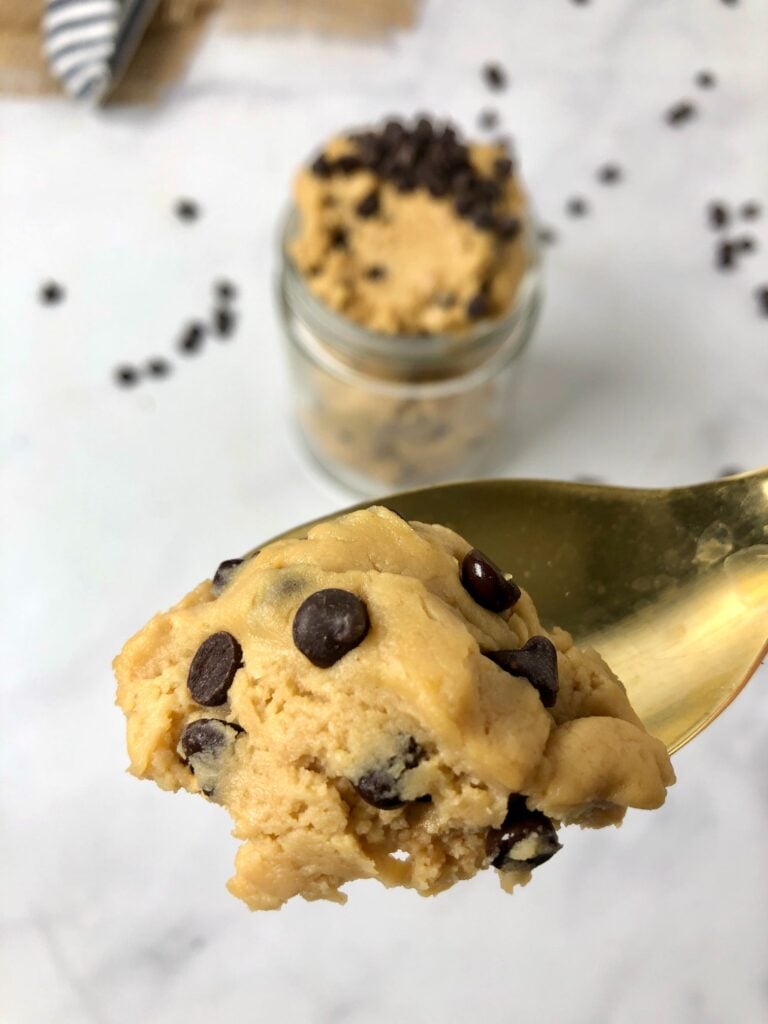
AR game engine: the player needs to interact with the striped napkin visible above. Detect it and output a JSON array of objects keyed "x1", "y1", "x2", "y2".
[{"x1": 42, "y1": 0, "x2": 159, "y2": 103}]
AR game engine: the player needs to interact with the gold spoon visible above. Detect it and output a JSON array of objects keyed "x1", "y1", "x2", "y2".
[{"x1": 266, "y1": 467, "x2": 768, "y2": 754}]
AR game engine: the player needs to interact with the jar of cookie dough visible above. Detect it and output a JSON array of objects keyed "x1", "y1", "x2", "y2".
[{"x1": 277, "y1": 117, "x2": 543, "y2": 495}]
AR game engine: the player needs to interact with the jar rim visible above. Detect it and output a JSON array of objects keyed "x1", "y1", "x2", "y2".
[{"x1": 278, "y1": 203, "x2": 543, "y2": 373}]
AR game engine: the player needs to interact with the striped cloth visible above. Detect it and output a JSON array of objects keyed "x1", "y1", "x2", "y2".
[
  {"x1": 42, "y1": 0, "x2": 121, "y2": 102},
  {"x1": 42, "y1": 0, "x2": 159, "y2": 104}
]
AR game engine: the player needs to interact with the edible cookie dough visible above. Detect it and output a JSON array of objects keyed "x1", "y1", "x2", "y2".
[
  {"x1": 290, "y1": 117, "x2": 528, "y2": 334},
  {"x1": 114, "y1": 508, "x2": 674, "y2": 911}
]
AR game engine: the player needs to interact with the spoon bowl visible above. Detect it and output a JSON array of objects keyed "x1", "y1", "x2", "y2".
[{"x1": 266, "y1": 468, "x2": 768, "y2": 753}]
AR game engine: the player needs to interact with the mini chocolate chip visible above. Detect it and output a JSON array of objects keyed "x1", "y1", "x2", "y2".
[
  {"x1": 665, "y1": 101, "x2": 696, "y2": 126},
  {"x1": 478, "y1": 108, "x2": 499, "y2": 131},
  {"x1": 538, "y1": 226, "x2": 558, "y2": 245},
  {"x1": 180, "y1": 718, "x2": 241, "y2": 760},
  {"x1": 432, "y1": 291, "x2": 456, "y2": 309},
  {"x1": 695, "y1": 70, "x2": 716, "y2": 89},
  {"x1": 213, "y1": 308, "x2": 236, "y2": 338},
  {"x1": 39, "y1": 281, "x2": 64, "y2": 305},
  {"x1": 311, "y1": 154, "x2": 333, "y2": 178},
  {"x1": 114, "y1": 365, "x2": 139, "y2": 387},
  {"x1": 293, "y1": 589, "x2": 370, "y2": 668},
  {"x1": 485, "y1": 636, "x2": 559, "y2": 708},
  {"x1": 215, "y1": 280, "x2": 237, "y2": 301},
  {"x1": 716, "y1": 240, "x2": 736, "y2": 270},
  {"x1": 329, "y1": 226, "x2": 348, "y2": 249},
  {"x1": 175, "y1": 198, "x2": 200, "y2": 221},
  {"x1": 755, "y1": 285, "x2": 768, "y2": 316},
  {"x1": 461, "y1": 548, "x2": 521, "y2": 612},
  {"x1": 187, "y1": 631, "x2": 243, "y2": 706},
  {"x1": 708, "y1": 202, "x2": 729, "y2": 230},
  {"x1": 146, "y1": 357, "x2": 171, "y2": 378},
  {"x1": 496, "y1": 215, "x2": 521, "y2": 241},
  {"x1": 179, "y1": 718, "x2": 242, "y2": 796},
  {"x1": 354, "y1": 737, "x2": 426, "y2": 809},
  {"x1": 566, "y1": 197, "x2": 588, "y2": 217},
  {"x1": 467, "y1": 293, "x2": 490, "y2": 320},
  {"x1": 356, "y1": 190, "x2": 380, "y2": 218},
  {"x1": 178, "y1": 321, "x2": 206, "y2": 354},
  {"x1": 212, "y1": 557, "x2": 243, "y2": 594},
  {"x1": 454, "y1": 194, "x2": 476, "y2": 217},
  {"x1": 597, "y1": 163, "x2": 622, "y2": 184},
  {"x1": 365, "y1": 265, "x2": 387, "y2": 281},
  {"x1": 336, "y1": 154, "x2": 363, "y2": 174},
  {"x1": 740, "y1": 201, "x2": 761, "y2": 220},
  {"x1": 494, "y1": 156, "x2": 513, "y2": 180},
  {"x1": 488, "y1": 796, "x2": 561, "y2": 870},
  {"x1": 733, "y1": 235, "x2": 757, "y2": 254},
  {"x1": 471, "y1": 207, "x2": 496, "y2": 231},
  {"x1": 482, "y1": 63, "x2": 507, "y2": 91}
]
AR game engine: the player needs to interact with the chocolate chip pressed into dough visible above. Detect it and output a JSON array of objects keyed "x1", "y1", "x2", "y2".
[{"x1": 115, "y1": 507, "x2": 675, "y2": 910}]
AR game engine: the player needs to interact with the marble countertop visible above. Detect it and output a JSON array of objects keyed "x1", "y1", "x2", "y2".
[{"x1": 2, "y1": 2, "x2": 767, "y2": 1022}]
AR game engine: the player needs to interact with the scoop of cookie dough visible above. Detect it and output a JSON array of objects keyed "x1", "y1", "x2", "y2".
[
  {"x1": 289, "y1": 117, "x2": 529, "y2": 334},
  {"x1": 114, "y1": 507, "x2": 674, "y2": 911}
]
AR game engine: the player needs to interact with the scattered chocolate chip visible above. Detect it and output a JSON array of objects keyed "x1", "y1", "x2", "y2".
[
  {"x1": 566, "y1": 196, "x2": 588, "y2": 217},
  {"x1": 39, "y1": 281, "x2": 64, "y2": 305},
  {"x1": 487, "y1": 795, "x2": 561, "y2": 871},
  {"x1": 329, "y1": 226, "x2": 348, "y2": 250},
  {"x1": 354, "y1": 737, "x2": 426, "y2": 810},
  {"x1": 597, "y1": 163, "x2": 622, "y2": 184},
  {"x1": 695, "y1": 70, "x2": 716, "y2": 89},
  {"x1": 175, "y1": 198, "x2": 200, "y2": 221},
  {"x1": 461, "y1": 548, "x2": 521, "y2": 612},
  {"x1": 496, "y1": 215, "x2": 521, "y2": 241},
  {"x1": 365, "y1": 265, "x2": 387, "y2": 281},
  {"x1": 538, "y1": 226, "x2": 558, "y2": 245},
  {"x1": 716, "y1": 239, "x2": 736, "y2": 270},
  {"x1": 212, "y1": 557, "x2": 244, "y2": 595},
  {"x1": 485, "y1": 636, "x2": 559, "y2": 708},
  {"x1": 213, "y1": 308, "x2": 236, "y2": 338},
  {"x1": 708, "y1": 201, "x2": 729, "y2": 230},
  {"x1": 114, "y1": 365, "x2": 139, "y2": 388},
  {"x1": 665, "y1": 101, "x2": 697, "y2": 126},
  {"x1": 215, "y1": 280, "x2": 237, "y2": 302},
  {"x1": 756, "y1": 285, "x2": 768, "y2": 316},
  {"x1": 482, "y1": 63, "x2": 507, "y2": 91},
  {"x1": 146, "y1": 357, "x2": 171, "y2": 378},
  {"x1": 311, "y1": 154, "x2": 333, "y2": 178},
  {"x1": 733, "y1": 235, "x2": 757, "y2": 254},
  {"x1": 178, "y1": 321, "x2": 206, "y2": 355},
  {"x1": 467, "y1": 293, "x2": 490, "y2": 320},
  {"x1": 740, "y1": 201, "x2": 761, "y2": 220},
  {"x1": 187, "y1": 631, "x2": 243, "y2": 706},
  {"x1": 178, "y1": 718, "x2": 242, "y2": 796},
  {"x1": 356, "y1": 190, "x2": 380, "y2": 218},
  {"x1": 293, "y1": 589, "x2": 370, "y2": 668},
  {"x1": 478, "y1": 108, "x2": 499, "y2": 131}
]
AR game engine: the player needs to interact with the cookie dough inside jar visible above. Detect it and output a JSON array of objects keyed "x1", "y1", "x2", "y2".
[{"x1": 277, "y1": 117, "x2": 543, "y2": 495}]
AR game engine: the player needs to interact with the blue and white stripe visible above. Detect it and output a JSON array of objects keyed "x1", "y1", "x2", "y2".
[{"x1": 42, "y1": 0, "x2": 121, "y2": 102}]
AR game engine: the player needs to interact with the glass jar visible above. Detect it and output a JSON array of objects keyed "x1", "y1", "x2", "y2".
[{"x1": 277, "y1": 207, "x2": 543, "y2": 495}]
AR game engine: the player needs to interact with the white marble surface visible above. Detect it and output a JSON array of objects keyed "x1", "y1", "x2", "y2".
[{"x1": 2, "y1": 2, "x2": 767, "y2": 1022}]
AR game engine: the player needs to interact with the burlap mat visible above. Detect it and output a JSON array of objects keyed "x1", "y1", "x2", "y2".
[{"x1": 0, "y1": 0, "x2": 420, "y2": 102}]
